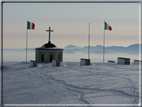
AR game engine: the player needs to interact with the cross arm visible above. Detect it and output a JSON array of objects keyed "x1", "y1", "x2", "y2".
[{"x1": 46, "y1": 30, "x2": 54, "y2": 32}]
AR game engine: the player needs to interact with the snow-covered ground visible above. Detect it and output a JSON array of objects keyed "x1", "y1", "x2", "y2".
[{"x1": 2, "y1": 62, "x2": 141, "y2": 106}]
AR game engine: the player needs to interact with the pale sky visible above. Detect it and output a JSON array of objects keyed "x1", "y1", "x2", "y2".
[{"x1": 2, "y1": 0, "x2": 140, "y2": 49}]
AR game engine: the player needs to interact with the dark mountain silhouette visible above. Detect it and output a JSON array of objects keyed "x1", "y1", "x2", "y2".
[
  {"x1": 3, "y1": 43, "x2": 141, "y2": 55},
  {"x1": 64, "y1": 43, "x2": 141, "y2": 55}
]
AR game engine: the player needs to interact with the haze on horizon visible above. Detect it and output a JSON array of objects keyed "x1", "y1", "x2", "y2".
[{"x1": 3, "y1": 1, "x2": 139, "y2": 49}]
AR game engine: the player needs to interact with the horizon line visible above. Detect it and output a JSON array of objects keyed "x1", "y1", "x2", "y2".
[{"x1": 2, "y1": 43, "x2": 141, "y2": 50}]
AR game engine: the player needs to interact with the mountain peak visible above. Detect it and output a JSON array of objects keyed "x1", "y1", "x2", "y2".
[
  {"x1": 64, "y1": 45, "x2": 81, "y2": 50},
  {"x1": 95, "y1": 45, "x2": 103, "y2": 47}
]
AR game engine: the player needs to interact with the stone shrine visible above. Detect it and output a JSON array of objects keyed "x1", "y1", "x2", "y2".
[{"x1": 35, "y1": 27, "x2": 63, "y2": 63}]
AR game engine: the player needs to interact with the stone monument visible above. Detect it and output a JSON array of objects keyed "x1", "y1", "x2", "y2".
[{"x1": 35, "y1": 27, "x2": 63, "y2": 63}]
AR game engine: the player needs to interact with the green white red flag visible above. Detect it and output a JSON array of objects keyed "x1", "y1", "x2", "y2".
[
  {"x1": 104, "y1": 21, "x2": 112, "y2": 30},
  {"x1": 27, "y1": 21, "x2": 35, "y2": 29}
]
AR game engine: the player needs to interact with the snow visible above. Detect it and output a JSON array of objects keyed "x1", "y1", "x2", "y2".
[{"x1": 2, "y1": 61, "x2": 141, "y2": 106}]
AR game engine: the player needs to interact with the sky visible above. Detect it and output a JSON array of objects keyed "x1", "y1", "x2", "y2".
[{"x1": 2, "y1": 0, "x2": 140, "y2": 49}]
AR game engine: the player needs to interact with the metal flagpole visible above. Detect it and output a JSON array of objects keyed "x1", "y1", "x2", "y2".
[
  {"x1": 88, "y1": 23, "x2": 90, "y2": 59},
  {"x1": 26, "y1": 20, "x2": 28, "y2": 66},
  {"x1": 1, "y1": 2, "x2": 3, "y2": 104},
  {"x1": 103, "y1": 26, "x2": 105, "y2": 63}
]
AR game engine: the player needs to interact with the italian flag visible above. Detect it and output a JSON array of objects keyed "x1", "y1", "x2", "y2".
[
  {"x1": 104, "y1": 21, "x2": 112, "y2": 30},
  {"x1": 27, "y1": 21, "x2": 35, "y2": 29}
]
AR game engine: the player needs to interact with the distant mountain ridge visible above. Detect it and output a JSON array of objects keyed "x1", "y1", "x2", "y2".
[
  {"x1": 64, "y1": 43, "x2": 141, "y2": 55},
  {"x1": 3, "y1": 43, "x2": 141, "y2": 55}
]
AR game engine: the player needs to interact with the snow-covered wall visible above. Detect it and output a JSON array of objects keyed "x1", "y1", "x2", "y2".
[
  {"x1": 30, "y1": 60, "x2": 37, "y2": 67},
  {"x1": 52, "y1": 60, "x2": 60, "y2": 67},
  {"x1": 117, "y1": 57, "x2": 130, "y2": 65},
  {"x1": 134, "y1": 60, "x2": 139, "y2": 63},
  {"x1": 117, "y1": 58, "x2": 125, "y2": 64},
  {"x1": 52, "y1": 60, "x2": 56, "y2": 67},
  {"x1": 108, "y1": 60, "x2": 115, "y2": 63},
  {"x1": 80, "y1": 59, "x2": 86, "y2": 66}
]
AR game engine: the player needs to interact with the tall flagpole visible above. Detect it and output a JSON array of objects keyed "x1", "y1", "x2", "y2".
[
  {"x1": 103, "y1": 23, "x2": 105, "y2": 63},
  {"x1": 103, "y1": 21, "x2": 112, "y2": 63},
  {"x1": 88, "y1": 23, "x2": 90, "y2": 59},
  {"x1": 1, "y1": 2, "x2": 3, "y2": 104},
  {"x1": 26, "y1": 20, "x2": 28, "y2": 66}
]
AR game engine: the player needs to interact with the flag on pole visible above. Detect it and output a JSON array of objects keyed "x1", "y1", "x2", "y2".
[
  {"x1": 104, "y1": 22, "x2": 112, "y2": 30},
  {"x1": 26, "y1": 20, "x2": 35, "y2": 66},
  {"x1": 27, "y1": 21, "x2": 35, "y2": 29}
]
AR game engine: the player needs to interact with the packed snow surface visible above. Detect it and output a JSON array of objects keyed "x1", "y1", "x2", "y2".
[{"x1": 3, "y1": 62, "x2": 140, "y2": 105}]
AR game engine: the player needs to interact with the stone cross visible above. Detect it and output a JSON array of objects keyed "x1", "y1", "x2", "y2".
[{"x1": 46, "y1": 27, "x2": 54, "y2": 42}]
